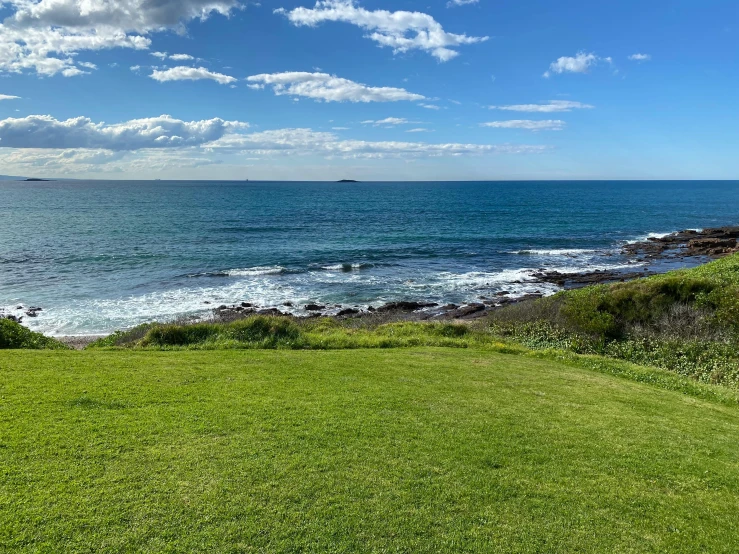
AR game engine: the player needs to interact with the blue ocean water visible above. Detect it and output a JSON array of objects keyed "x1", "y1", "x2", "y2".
[{"x1": 1, "y1": 180, "x2": 738, "y2": 335}]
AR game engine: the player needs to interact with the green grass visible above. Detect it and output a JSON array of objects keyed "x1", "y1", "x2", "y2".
[
  {"x1": 89, "y1": 317, "x2": 487, "y2": 350},
  {"x1": 2, "y1": 349, "x2": 739, "y2": 552}
]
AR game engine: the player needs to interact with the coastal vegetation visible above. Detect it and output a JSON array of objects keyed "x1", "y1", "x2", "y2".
[
  {"x1": 0, "y1": 318, "x2": 69, "y2": 350},
  {"x1": 486, "y1": 253, "x2": 739, "y2": 388}
]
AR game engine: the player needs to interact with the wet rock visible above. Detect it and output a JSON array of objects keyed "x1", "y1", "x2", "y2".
[
  {"x1": 532, "y1": 270, "x2": 647, "y2": 288},
  {"x1": 283, "y1": 301, "x2": 294, "y2": 307},
  {"x1": 336, "y1": 308, "x2": 360, "y2": 317},
  {"x1": 257, "y1": 308, "x2": 285, "y2": 316},
  {"x1": 687, "y1": 237, "x2": 739, "y2": 257},
  {"x1": 623, "y1": 226, "x2": 739, "y2": 259},
  {"x1": 241, "y1": 302, "x2": 253, "y2": 308},
  {"x1": 377, "y1": 301, "x2": 438, "y2": 312},
  {"x1": 304, "y1": 304, "x2": 326, "y2": 311}
]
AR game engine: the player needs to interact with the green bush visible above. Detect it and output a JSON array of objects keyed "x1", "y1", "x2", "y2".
[
  {"x1": 0, "y1": 319, "x2": 69, "y2": 350},
  {"x1": 482, "y1": 254, "x2": 739, "y2": 388}
]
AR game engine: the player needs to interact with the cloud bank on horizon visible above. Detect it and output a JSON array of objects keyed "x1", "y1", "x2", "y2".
[{"x1": 0, "y1": 0, "x2": 735, "y2": 180}]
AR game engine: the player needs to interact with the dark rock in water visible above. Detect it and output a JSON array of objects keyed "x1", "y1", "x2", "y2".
[
  {"x1": 283, "y1": 301, "x2": 294, "y2": 307},
  {"x1": 203, "y1": 301, "x2": 211, "y2": 305},
  {"x1": 532, "y1": 269, "x2": 647, "y2": 288},
  {"x1": 3, "y1": 314, "x2": 22, "y2": 324},
  {"x1": 440, "y1": 304, "x2": 459, "y2": 310},
  {"x1": 377, "y1": 301, "x2": 438, "y2": 312},
  {"x1": 623, "y1": 226, "x2": 739, "y2": 260},
  {"x1": 25, "y1": 310, "x2": 38, "y2": 317},
  {"x1": 257, "y1": 308, "x2": 285, "y2": 316},
  {"x1": 218, "y1": 305, "x2": 228, "y2": 310},
  {"x1": 367, "y1": 306, "x2": 376, "y2": 312},
  {"x1": 304, "y1": 304, "x2": 326, "y2": 311},
  {"x1": 336, "y1": 308, "x2": 360, "y2": 317},
  {"x1": 241, "y1": 302, "x2": 253, "y2": 308},
  {"x1": 687, "y1": 237, "x2": 738, "y2": 257},
  {"x1": 17, "y1": 306, "x2": 23, "y2": 310}
]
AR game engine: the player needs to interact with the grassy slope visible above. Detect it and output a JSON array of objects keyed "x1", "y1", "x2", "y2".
[{"x1": 2, "y1": 349, "x2": 739, "y2": 553}]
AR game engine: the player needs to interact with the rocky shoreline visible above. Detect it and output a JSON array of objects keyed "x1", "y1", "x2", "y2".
[
  {"x1": 5, "y1": 225, "x2": 739, "y2": 344},
  {"x1": 205, "y1": 226, "x2": 739, "y2": 323}
]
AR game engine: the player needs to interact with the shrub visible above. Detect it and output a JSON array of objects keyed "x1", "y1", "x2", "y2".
[{"x1": 0, "y1": 319, "x2": 69, "y2": 350}]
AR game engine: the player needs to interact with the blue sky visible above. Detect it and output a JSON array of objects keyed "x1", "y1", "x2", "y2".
[{"x1": 0, "y1": 0, "x2": 736, "y2": 180}]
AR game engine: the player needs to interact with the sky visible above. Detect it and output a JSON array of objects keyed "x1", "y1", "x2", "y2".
[{"x1": 0, "y1": 0, "x2": 736, "y2": 181}]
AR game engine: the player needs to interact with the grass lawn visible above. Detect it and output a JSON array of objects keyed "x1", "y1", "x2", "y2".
[{"x1": 2, "y1": 349, "x2": 739, "y2": 553}]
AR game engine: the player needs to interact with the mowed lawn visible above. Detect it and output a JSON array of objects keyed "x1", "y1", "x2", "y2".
[{"x1": 2, "y1": 349, "x2": 739, "y2": 553}]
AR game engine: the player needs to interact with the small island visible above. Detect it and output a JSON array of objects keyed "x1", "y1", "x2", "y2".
[
  {"x1": 337, "y1": 179, "x2": 359, "y2": 183},
  {"x1": 23, "y1": 178, "x2": 51, "y2": 182}
]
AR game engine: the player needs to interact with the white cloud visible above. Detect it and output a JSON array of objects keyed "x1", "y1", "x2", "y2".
[
  {"x1": 420, "y1": 103, "x2": 440, "y2": 110},
  {"x1": 406, "y1": 128, "x2": 432, "y2": 133},
  {"x1": 0, "y1": 95, "x2": 21, "y2": 101},
  {"x1": 628, "y1": 53, "x2": 651, "y2": 61},
  {"x1": 246, "y1": 72, "x2": 425, "y2": 102},
  {"x1": 0, "y1": 147, "x2": 219, "y2": 174},
  {"x1": 208, "y1": 127, "x2": 549, "y2": 158},
  {"x1": 331, "y1": 126, "x2": 350, "y2": 130},
  {"x1": 130, "y1": 65, "x2": 142, "y2": 72},
  {"x1": 446, "y1": 0, "x2": 478, "y2": 6},
  {"x1": 0, "y1": 0, "x2": 240, "y2": 77},
  {"x1": 362, "y1": 117, "x2": 415, "y2": 126},
  {"x1": 275, "y1": 0, "x2": 487, "y2": 62},
  {"x1": 0, "y1": 114, "x2": 248, "y2": 150},
  {"x1": 152, "y1": 52, "x2": 197, "y2": 61},
  {"x1": 481, "y1": 120, "x2": 565, "y2": 131},
  {"x1": 489, "y1": 100, "x2": 594, "y2": 112},
  {"x1": 543, "y1": 52, "x2": 601, "y2": 77},
  {"x1": 150, "y1": 66, "x2": 237, "y2": 85}
]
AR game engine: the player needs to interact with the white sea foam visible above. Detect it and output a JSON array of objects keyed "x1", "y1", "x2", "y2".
[
  {"x1": 512, "y1": 248, "x2": 599, "y2": 256},
  {"x1": 224, "y1": 266, "x2": 286, "y2": 276},
  {"x1": 623, "y1": 229, "x2": 703, "y2": 245},
  {"x1": 23, "y1": 278, "x2": 303, "y2": 336},
  {"x1": 321, "y1": 263, "x2": 368, "y2": 271}
]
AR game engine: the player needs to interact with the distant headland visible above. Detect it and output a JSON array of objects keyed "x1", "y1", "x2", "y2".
[{"x1": 337, "y1": 179, "x2": 358, "y2": 183}]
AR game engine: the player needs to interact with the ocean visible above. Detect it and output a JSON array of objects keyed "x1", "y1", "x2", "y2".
[{"x1": 2, "y1": 180, "x2": 738, "y2": 335}]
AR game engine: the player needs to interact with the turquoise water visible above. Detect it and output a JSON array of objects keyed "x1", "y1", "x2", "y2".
[{"x1": 1, "y1": 180, "x2": 738, "y2": 335}]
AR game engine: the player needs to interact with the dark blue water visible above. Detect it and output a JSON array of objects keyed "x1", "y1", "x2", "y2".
[{"x1": 2, "y1": 180, "x2": 738, "y2": 335}]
